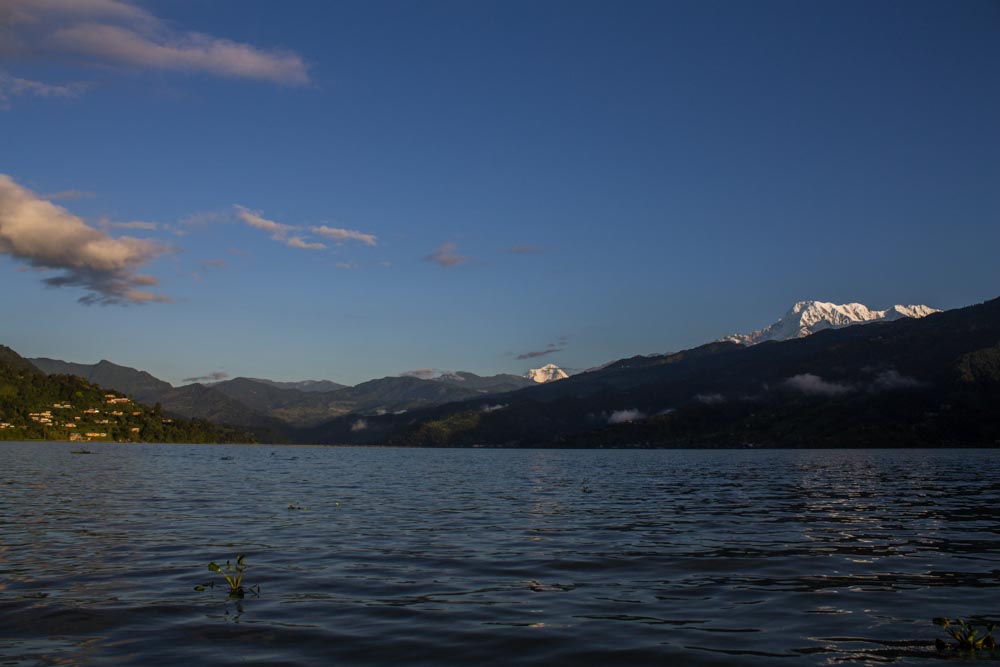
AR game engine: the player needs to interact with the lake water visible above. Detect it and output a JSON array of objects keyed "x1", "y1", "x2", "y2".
[{"x1": 1, "y1": 443, "x2": 998, "y2": 666}]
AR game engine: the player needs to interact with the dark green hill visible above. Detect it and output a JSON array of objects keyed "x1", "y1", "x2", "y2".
[
  {"x1": 2, "y1": 347, "x2": 251, "y2": 443},
  {"x1": 248, "y1": 378, "x2": 346, "y2": 392},
  {"x1": 1, "y1": 345, "x2": 42, "y2": 376},
  {"x1": 432, "y1": 371, "x2": 535, "y2": 393},
  {"x1": 30, "y1": 357, "x2": 172, "y2": 403},
  {"x1": 305, "y1": 296, "x2": 1000, "y2": 447}
]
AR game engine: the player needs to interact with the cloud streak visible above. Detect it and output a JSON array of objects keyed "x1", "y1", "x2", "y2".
[
  {"x1": 425, "y1": 242, "x2": 469, "y2": 267},
  {"x1": 234, "y1": 206, "x2": 378, "y2": 254},
  {"x1": 182, "y1": 371, "x2": 229, "y2": 384},
  {"x1": 0, "y1": 72, "x2": 88, "y2": 109},
  {"x1": 312, "y1": 225, "x2": 377, "y2": 246},
  {"x1": 508, "y1": 244, "x2": 543, "y2": 254},
  {"x1": 0, "y1": 174, "x2": 170, "y2": 304},
  {"x1": 42, "y1": 189, "x2": 95, "y2": 201},
  {"x1": 784, "y1": 373, "x2": 852, "y2": 396},
  {"x1": 516, "y1": 336, "x2": 569, "y2": 360},
  {"x1": 2, "y1": 0, "x2": 309, "y2": 91},
  {"x1": 608, "y1": 409, "x2": 645, "y2": 424}
]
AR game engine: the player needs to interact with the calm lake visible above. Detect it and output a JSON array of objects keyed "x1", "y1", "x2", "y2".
[{"x1": 1, "y1": 443, "x2": 998, "y2": 665}]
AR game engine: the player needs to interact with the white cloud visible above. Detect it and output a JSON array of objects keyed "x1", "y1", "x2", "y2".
[
  {"x1": 481, "y1": 404, "x2": 506, "y2": 413},
  {"x1": 233, "y1": 205, "x2": 292, "y2": 237},
  {"x1": 351, "y1": 419, "x2": 368, "y2": 432},
  {"x1": 2, "y1": 0, "x2": 309, "y2": 90},
  {"x1": 48, "y1": 23, "x2": 309, "y2": 86},
  {"x1": 0, "y1": 174, "x2": 170, "y2": 304},
  {"x1": 694, "y1": 393, "x2": 726, "y2": 404},
  {"x1": 870, "y1": 369, "x2": 925, "y2": 391},
  {"x1": 784, "y1": 373, "x2": 852, "y2": 396},
  {"x1": 608, "y1": 409, "x2": 645, "y2": 424},
  {"x1": 312, "y1": 225, "x2": 377, "y2": 246},
  {"x1": 234, "y1": 205, "x2": 324, "y2": 250},
  {"x1": 425, "y1": 242, "x2": 469, "y2": 267},
  {"x1": 0, "y1": 72, "x2": 87, "y2": 109},
  {"x1": 182, "y1": 371, "x2": 229, "y2": 384},
  {"x1": 286, "y1": 236, "x2": 326, "y2": 250},
  {"x1": 233, "y1": 206, "x2": 378, "y2": 254}
]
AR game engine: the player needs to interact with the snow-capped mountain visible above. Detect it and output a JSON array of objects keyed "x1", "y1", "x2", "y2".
[
  {"x1": 724, "y1": 300, "x2": 940, "y2": 345},
  {"x1": 527, "y1": 363, "x2": 569, "y2": 383}
]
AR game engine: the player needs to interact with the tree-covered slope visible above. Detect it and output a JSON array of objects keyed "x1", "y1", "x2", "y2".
[{"x1": 1, "y1": 346, "x2": 251, "y2": 444}]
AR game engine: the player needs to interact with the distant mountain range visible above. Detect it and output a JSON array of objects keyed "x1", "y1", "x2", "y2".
[
  {"x1": 246, "y1": 378, "x2": 346, "y2": 392},
  {"x1": 302, "y1": 296, "x2": 1000, "y2": 448},
  {"x1": 17, "y1": 296, "x2": 999, "y2": 447},
  {"x1": 723, "y1": 300, "x2": 940, "y2": 345},
  {"x1": 25, "y1": 357, "x2": 538, "y2": 434}
]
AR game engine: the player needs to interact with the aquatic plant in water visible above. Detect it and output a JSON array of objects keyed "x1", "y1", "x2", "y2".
[
  {"x1": 933, "y1": 617, "x2": 997, "y2": 652},
  {"x1": 206, "y1": 554, "x2": 258, "y2": 598}
]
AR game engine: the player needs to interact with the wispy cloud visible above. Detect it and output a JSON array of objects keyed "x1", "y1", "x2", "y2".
[
  {"x1": 0, "y1": 72, "x2": 88, "y2": 109},
  {"x1": 516, "y1": 336, "x2": 569, "y2": 360},
  {"x1": 508, "y1": 244, "x2": 543, "y2": 254},
  {"x1": 233, "y1": 205, "x2": 325, "y2": 251},
  {"x1": 425, "y1": 242, "x2": 469, "y2": 267},
  {"x1": 608, "y1": 409, "x2": 645, "y2": 424},
  {"x1": 233, "y1": 207, "x2": 379, "y2": 255},
  {"x1": 182, "y1": 370, "x2": 229, "y2": 384},
  {"x1": 99, "y1": 217, "x2": 158, "y2": 231},
  {"x1": 179, "y1": 210, "x2": 225, "y2": 228},
  {"x1": 870, "y1": 369, "x2": 925, "y2": 391},
  {"x1": 2, "y1": 0, "x2": 309, "y2": 89},
  {"x1": 0, "y1": 173, "x2": 170, "y2": 304},
  {"x1": 784, "y1": 373, "x2": 852, "y2": 396},
  {"x1": 400, "y1": 368, "x2": 436, "y2": 379},
  {"x1": 286, "y1": 236, "x2": 326, "y2": 250},
  {"x1": 335, "y1": 261, "x2": 360, "y2": 270},
  {"x1": 312, "y1": 225, "x2": 377, "y2": 246},
  {"x1": 516, "y1": 348, "x2": 561, "y2": 360},
  {"x1": 200, "y1": 258, "x2": 227, "y2": 269},
  {"x1": 41, "y1": 189, "x2": 96, "y2": 201}
]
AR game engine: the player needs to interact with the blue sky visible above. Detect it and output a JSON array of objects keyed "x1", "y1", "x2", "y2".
[{"x1": 1, "y1": 0, "x2": 998, "y2": 385}]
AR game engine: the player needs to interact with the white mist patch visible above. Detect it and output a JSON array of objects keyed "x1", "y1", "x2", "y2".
[
  {"x1": 608, "y1": 409, "x2": 645, "y2": 424},
  {"x1": 871, "y1": 370, "x2": 925, "y2": 391},
  {"x1": 480, "y1": 404, "x2": 506, "y2": 413},
  {"x1": 784, "y1": 373, "x2": 852, "y2": 396},
  {"x1": 350, "y1": 419, "x2": 368, "y2": 432},
  {"x1": 694, "y1": 393, "x2": 726, "y2": 404}
]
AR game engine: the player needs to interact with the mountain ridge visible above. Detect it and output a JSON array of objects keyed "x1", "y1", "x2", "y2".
[
  {"x1": 723, "y1": 300, "x2": 940, "y2": 345},
  {"x1": 303, "y1": 296, "x2": 1000, "y2": 447}
]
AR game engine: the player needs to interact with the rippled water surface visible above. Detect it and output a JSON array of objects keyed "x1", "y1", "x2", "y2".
[{"x1": 1, "y1": 443, "x2": 999, "y2": 666}]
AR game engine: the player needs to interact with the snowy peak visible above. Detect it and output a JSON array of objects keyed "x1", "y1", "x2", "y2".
[
  {"x1": 724, "y1": 300, "x2": 940, "y2": 345},
  {"x1": 527, "y1": 363, "x2": 569, "y2": 383}
]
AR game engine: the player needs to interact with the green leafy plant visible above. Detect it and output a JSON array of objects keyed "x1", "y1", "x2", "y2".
[
  {"x1": 933, "y1": 617, "x2": 997, "y2": 651},
  {"x1": 207, "y1": 554, "x2": 258, "y2": 598}
]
